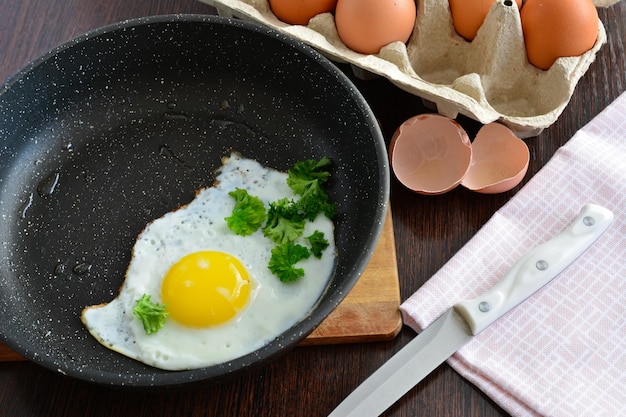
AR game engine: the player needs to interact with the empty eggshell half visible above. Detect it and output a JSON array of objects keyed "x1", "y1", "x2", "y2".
[
  {"x1": 390, "y1": 114, "x2": 472, "y2": 195},
  {"x1": 461, "y1": 122, "x2": 530, "y2": 193}
]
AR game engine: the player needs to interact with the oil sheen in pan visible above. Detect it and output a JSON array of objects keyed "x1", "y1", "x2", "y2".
[{"x1": 14, "y1": 105, "x2": 270, "y2": 284}]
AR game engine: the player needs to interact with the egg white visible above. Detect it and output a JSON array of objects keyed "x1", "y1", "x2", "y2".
[{"x1": 81, "y1": 153, "x2": 336, "y2": 370}]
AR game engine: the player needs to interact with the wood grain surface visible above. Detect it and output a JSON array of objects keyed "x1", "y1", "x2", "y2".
[
  {"x1": 0, "y1": 344, "x2": 23, "y2": 362},
  {"x1": 0, "y1": 1, "x2": 624, "y2": 417},
  {"x1": 303, "y1": 209, "x2": 402, "y2": 345}
]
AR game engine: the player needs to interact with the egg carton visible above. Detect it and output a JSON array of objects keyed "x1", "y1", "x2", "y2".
[{"x1": 199, "y1": 0, "x2": 618, "y2": 138}]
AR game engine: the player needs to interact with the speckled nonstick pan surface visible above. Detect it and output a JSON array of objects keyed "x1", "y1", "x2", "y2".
[{"x1": 0, "y1": 15, "x2": 389, "y2": 387}]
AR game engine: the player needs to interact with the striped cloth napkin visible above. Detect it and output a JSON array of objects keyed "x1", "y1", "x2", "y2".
[{"x1": 400, "y1": 92, "x2": 626, "y2": 417}]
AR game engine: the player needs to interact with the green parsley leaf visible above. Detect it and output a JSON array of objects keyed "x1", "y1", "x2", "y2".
[
  {"x1": 262, "y1": 198, "x2": 305, "y2": 244},
  {"x1": 305, "y1": 230, "x2": 329, "y2": 258},
  {"x1": 296, "y1": 191, "x2": 336, "y2": 221},
  {"x1": 268, "y1": 242, "x2": 311, "y2": 282},
  {"x1": 287, "y1": 157, "x2": 332, "y2": 198},
  {"x1": 225, "y1": 188, "x2": 266, "y2": 236},
  {"x1": 133, "y1": 294, "x2": 168, "y2": 335},
  {"x1": 286, "y1": 157, "x2": 336, "y2": 221}
]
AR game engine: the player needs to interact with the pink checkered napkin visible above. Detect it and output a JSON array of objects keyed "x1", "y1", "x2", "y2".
[{"x1": 401, "y1": 92, "x2": 626, "y2": 417}]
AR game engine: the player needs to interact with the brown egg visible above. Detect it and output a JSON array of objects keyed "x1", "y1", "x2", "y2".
[
  {"x1": 269, "y1": 0, "x2": 338, "y2": 25},
  {"x1": 389, "y1": 114, "x2": 472, "y2": 195},
  {"x1": 335, "y1": 0, "x2": 416, "y2": 55},
  {"x1": 449, "y1": 0, "x2": 522, "y2": 41},
  {"x1": 521, "y1": 0, "x2": 599, "y2": 70},
  {"x1": 460, "y1": 123, "x2": 529, "y2": 193}
]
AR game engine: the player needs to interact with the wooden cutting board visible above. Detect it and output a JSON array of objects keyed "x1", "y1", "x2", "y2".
[
  {"x1": 301, "y1": 208, "x2": 402, "y2": 345},
  {"x1": 0, "y1": 210, "x2": 401, "y2": 361}
]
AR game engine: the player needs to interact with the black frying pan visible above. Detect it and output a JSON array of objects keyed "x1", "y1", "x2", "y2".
[{"x1": 0, "y1": 15, "x2": 389, "y2": 387}]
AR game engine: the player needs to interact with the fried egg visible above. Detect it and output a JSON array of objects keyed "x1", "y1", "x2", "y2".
[{"x1": 81, "y1": 153, "x2": 336, "y2": 370}]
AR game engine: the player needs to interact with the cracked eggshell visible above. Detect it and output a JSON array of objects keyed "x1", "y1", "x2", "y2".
[
  {"x1": 201, "y1": 0, "x2": 618, "y2": 138},
  {"x1": 389, "y1": 114, "x2": 472, "y2": 195},
  {"x1": 461, "y1": 122, "x2": 529, "y2": 193}
]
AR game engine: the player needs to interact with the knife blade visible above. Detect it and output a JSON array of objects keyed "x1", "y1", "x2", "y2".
[{"x1": 328, "y1": 203, "x2": 613, "y2": 417}]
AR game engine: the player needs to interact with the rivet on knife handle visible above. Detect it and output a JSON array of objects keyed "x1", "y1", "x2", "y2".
[{"x1": 454, "y1": 203, "x2": 614, "y2": 335}]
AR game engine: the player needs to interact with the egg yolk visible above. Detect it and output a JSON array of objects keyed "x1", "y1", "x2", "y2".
[{"x1": 161, "y1": 251, "x2": 251, "y2": 327}]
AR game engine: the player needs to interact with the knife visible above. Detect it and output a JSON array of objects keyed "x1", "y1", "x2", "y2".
[{"x1": 328, "y1": 203, "x2": 613, "y2": 417}]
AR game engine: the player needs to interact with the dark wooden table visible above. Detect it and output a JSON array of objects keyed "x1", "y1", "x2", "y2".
[{"x1": 1, "y1": 1, "x2": 624, "y2": 416}]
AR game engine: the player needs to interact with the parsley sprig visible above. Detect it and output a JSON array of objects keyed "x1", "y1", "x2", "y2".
[
  {"x1": 268, "y1": 243, "x2": 311, "y2": 283},
  {"x1": 225, "y1": 188, "x2": 266, "y2": 236},
  {"x1": 133, "y1": 294, "x2": 168, "y2": 335},
  {"x1": 305, "y1": 230, "x2": 330, "y2": 259},
  {"x1": 225, "y1": 157, "x2": 335, "y2": 282}
]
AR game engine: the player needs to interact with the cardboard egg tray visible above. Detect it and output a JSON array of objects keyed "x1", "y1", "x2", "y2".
[{"x1": 199, "y1": 0, "x2": 619, "y2": 138}]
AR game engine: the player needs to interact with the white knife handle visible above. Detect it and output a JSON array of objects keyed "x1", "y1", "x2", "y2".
[{"x1": 454, "y1": 203, "x2": 613, "y2": 335}]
